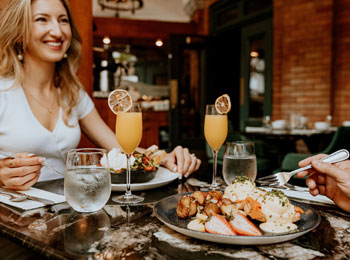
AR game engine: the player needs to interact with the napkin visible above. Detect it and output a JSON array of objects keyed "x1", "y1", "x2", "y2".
[
  {"x1": 263, "y1": 187, "x2": 335, "y2": 205},
  {"x1": 0, "y1": 187, "x2": 66, "y2": 210}
]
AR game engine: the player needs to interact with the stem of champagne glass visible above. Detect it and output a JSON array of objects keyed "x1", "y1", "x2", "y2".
[
  {"x1": 212, "y1": 149, "x2": 218, "y2": 187},
  {"x1": 125, "y1": 153, "x2": 132, "y2": 197}
]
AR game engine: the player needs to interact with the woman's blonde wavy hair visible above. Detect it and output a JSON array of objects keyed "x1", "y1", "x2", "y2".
[{"x1": 0, "y1": 0, "x2": 83, "y2": 126}]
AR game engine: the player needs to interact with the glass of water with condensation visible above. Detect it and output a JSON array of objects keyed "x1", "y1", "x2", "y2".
[
  {"x1": 222, "y1": 141, "x2": 257, "y2": 185},
  {"x1": 65, "y1": 148, "x2": 111, "y2": 212}
]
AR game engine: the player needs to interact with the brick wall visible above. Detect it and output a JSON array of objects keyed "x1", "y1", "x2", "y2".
[
  {"x1": 273, "y1": 0, "x2": 334, "y2": 127},
  {"x1": 273, "y1": 0, "x2": 350, "y2": 127},
  {"x1": 196, "y1": 0, "x2": 350, "y2": 126},
  {"x1": 332, "y1": 0, "x2": 350, "y2": 125}
]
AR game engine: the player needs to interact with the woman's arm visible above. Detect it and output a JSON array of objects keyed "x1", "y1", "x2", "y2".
[
  {"x1": 80, "y1": 108, "x2": 201, "y2": 177},
  {"x1": 79, "y1": 108, "x2": 120, "y2": 151}
]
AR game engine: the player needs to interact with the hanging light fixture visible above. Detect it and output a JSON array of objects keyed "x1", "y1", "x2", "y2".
[
  {"x1": 98, "y1": 0, "x2": 144, "y2": 17},
  {"x1": 155, "y1": 39, "x2": 163, "y2": 47}
]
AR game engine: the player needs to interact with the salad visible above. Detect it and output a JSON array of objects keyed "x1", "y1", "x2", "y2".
[
  {"x1": 126, "y1": 151, "x2": 157, "y2": 172},
  {"x1": 103, "y1": 147, "x2": 164, "y2": 174}
]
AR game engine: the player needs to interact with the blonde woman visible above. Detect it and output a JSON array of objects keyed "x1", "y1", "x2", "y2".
[{"x1": 0, "y1": 0, "x2": 200, "y2": 190}]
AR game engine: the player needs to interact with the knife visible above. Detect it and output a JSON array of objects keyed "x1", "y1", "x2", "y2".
[
  {"x1": 0, "y1": 187, "x2": 55, "y2": 205},
  {"x1": 288, "y1": 197, "x2": 337, "y2": 207}
]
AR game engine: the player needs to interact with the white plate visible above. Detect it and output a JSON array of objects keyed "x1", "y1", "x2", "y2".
[
  {"x1": 263, "y1": 187, "x2": 335, "y2": 205},
  {"x1": 111, "y1": 167, "x2": 180, "y2": 191},
  {"x1": 154, "y1": 192, "x2": 321, "y2": 245}
]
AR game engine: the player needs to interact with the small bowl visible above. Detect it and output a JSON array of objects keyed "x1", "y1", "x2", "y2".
[
  {"x1": 343, "y1": 121, "x2": 350, "y2": 127},
  {"x1": 110, "y1": 168, "x2": 157, "y2": 184},
  {"x1": 271, "y1": 120, "x2": 287, "y2": 130},
  {"x1": 314, "y1": 121, "x2": 329, "y2": 131}
]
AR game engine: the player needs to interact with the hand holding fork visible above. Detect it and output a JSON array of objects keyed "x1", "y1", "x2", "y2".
[
  {"x1": 0, "y1": 151, "x2": 64, "y2": 177},
  {"x1": 256, "y1": 149, "x2": 349, "y2": 187},
  {"x1": 0, "y1": 151, "x2": 64, "y2": 190}
]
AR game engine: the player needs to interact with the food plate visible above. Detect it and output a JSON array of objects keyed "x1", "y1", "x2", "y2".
[
  {"x1": 110, "y1": 168, "x2": 158, "y2": 184},
  {"x1": 153, "y1": 192, "x2": 321, "y2": 245},
  {"x1": 111, "y1": 167, "x2": 180, "y2": 191}
]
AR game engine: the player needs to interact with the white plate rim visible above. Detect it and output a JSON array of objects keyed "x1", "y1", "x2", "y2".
[{"x1": 111, "y1": 167, "x2": 180, "y2": 191}]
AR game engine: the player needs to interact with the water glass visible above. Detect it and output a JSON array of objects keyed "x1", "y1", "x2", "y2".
[
  {"x1": 222, "y1": 141, "x2": 257, "y2": 185},
  {"x1": 65, "y1": 148, "x2": 111, "y2": 212}
]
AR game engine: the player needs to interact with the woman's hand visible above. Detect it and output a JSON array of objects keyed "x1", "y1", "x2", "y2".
[
  {"x1": 161, "y1": 146, "x2": 201, "y2": 179},
  {"x1": 0, "y1": 153, "x2": 44, "y2": 190},
  {"x1": 296, "y1": 154, "x2": 350, "y2": 212}
]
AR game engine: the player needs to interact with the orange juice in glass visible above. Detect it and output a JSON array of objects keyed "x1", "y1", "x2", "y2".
[
  {"x1": 116, "y1": 112, "x2": 142, "y2": 154},
  {"x1": 204, "y1": 105, "x2": 228, "y2": 189},
  {"x1": 113, "y1": 103, "x2": 144, "y2": 204},
  {"x1": 204, "y1": 114, "x2": 228, "y2": 151}
]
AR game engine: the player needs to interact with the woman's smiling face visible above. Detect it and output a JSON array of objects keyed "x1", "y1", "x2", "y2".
[{"x1": 25, "y1": 0, "x2": 72, "y2": 63}]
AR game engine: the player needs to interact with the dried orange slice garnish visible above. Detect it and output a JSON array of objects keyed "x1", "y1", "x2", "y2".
[
  {"x1": 215, "y1": 94, "x2": 231, "y2": 114},
  {"x1": 108, "y1": 89, "x2": 132, "y2": 114}
]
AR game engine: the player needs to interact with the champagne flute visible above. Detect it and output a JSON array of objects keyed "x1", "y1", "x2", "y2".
[
  {"x1": 112, "y1": 103, "x2": 143, "y2": 204},
  {"x1": 204, "y1": 105, "x2": 228, "y2": 189}
]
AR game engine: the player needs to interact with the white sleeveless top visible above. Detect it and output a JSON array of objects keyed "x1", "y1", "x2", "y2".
[{"x1": 0, "y1": 78, "x2": 94, "y2": 181}]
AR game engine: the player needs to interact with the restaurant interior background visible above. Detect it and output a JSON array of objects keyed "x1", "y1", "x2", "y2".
[{"x1": 73, "y1": 0, "x2": 350, "y2": 174}]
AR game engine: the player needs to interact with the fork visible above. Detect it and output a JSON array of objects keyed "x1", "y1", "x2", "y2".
[
  {"x1": 256, "y1": 149, "x2": 349, "y2": 187},
  {"x1": 0, "y1": 151, "x2": 64, "y2": 177}
]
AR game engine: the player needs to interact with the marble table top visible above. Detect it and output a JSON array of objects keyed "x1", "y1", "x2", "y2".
[{"x1": 0, "y1": 177, "x2": 349, "y2": 260}]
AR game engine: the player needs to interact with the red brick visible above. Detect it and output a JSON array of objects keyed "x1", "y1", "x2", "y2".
[{"x1": 273, "y1": 0, "x2": 336, "y2": 125}]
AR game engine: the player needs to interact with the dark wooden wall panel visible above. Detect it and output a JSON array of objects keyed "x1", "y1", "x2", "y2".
[
  {"x1": 93, "y1": 17, "x2": 197, "y2": 40},
  {"x1": 70, "y1": 0, "x2": 93, "y2": 96}
]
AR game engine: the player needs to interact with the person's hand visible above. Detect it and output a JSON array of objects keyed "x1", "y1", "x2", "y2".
[
  {"x1": 0, "y1": 153, "x2": 44, "y2": 190},
  {"x1": 161, "y1": 146, "x2": 201, "y2": 179},
  {"x1": 296, "y1": 154, "x2": 350, "y2": 212}
]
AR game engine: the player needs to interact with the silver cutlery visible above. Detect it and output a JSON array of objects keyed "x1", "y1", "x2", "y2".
[
  {"x1": 0, "y1": 151, "x2": 64, "y2": 177},
  {"x1": 260, "y1": 183, "x2": 310, "y2": 192},
  {"x1": 256, "y1": 149, "x2": 349, "y2": 187},
  {"x1": 0, "y1": 191, "x2": 28, "y2": 202},
  {"x1": 282, "y1": 197, "x2": 337, "y2": 207},
  {"x1": 0, "y1": 187, "x2": 55, "y2": 205}
]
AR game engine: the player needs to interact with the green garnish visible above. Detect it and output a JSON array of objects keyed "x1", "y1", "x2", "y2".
[
  {"x1": 232, "y1": 176, "x2": 255, "y2": 186},
  {"x1": 263, "y1": 189, "x2": 290, "y2": 206}
]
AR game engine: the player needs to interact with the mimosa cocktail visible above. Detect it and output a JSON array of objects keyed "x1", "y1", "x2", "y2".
[
  {"x1": 116, "y1": 112, "x2": 142, "y2": 154},
  {"x1": 113, "y1": 103, "x2": 144, "y2": 204},
  {"x1": 204, "y1": 104, "x2": 229, "y2": 189},
  {"x1": 204, "y1": 114, "x2": 228, "y2": 151}
]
